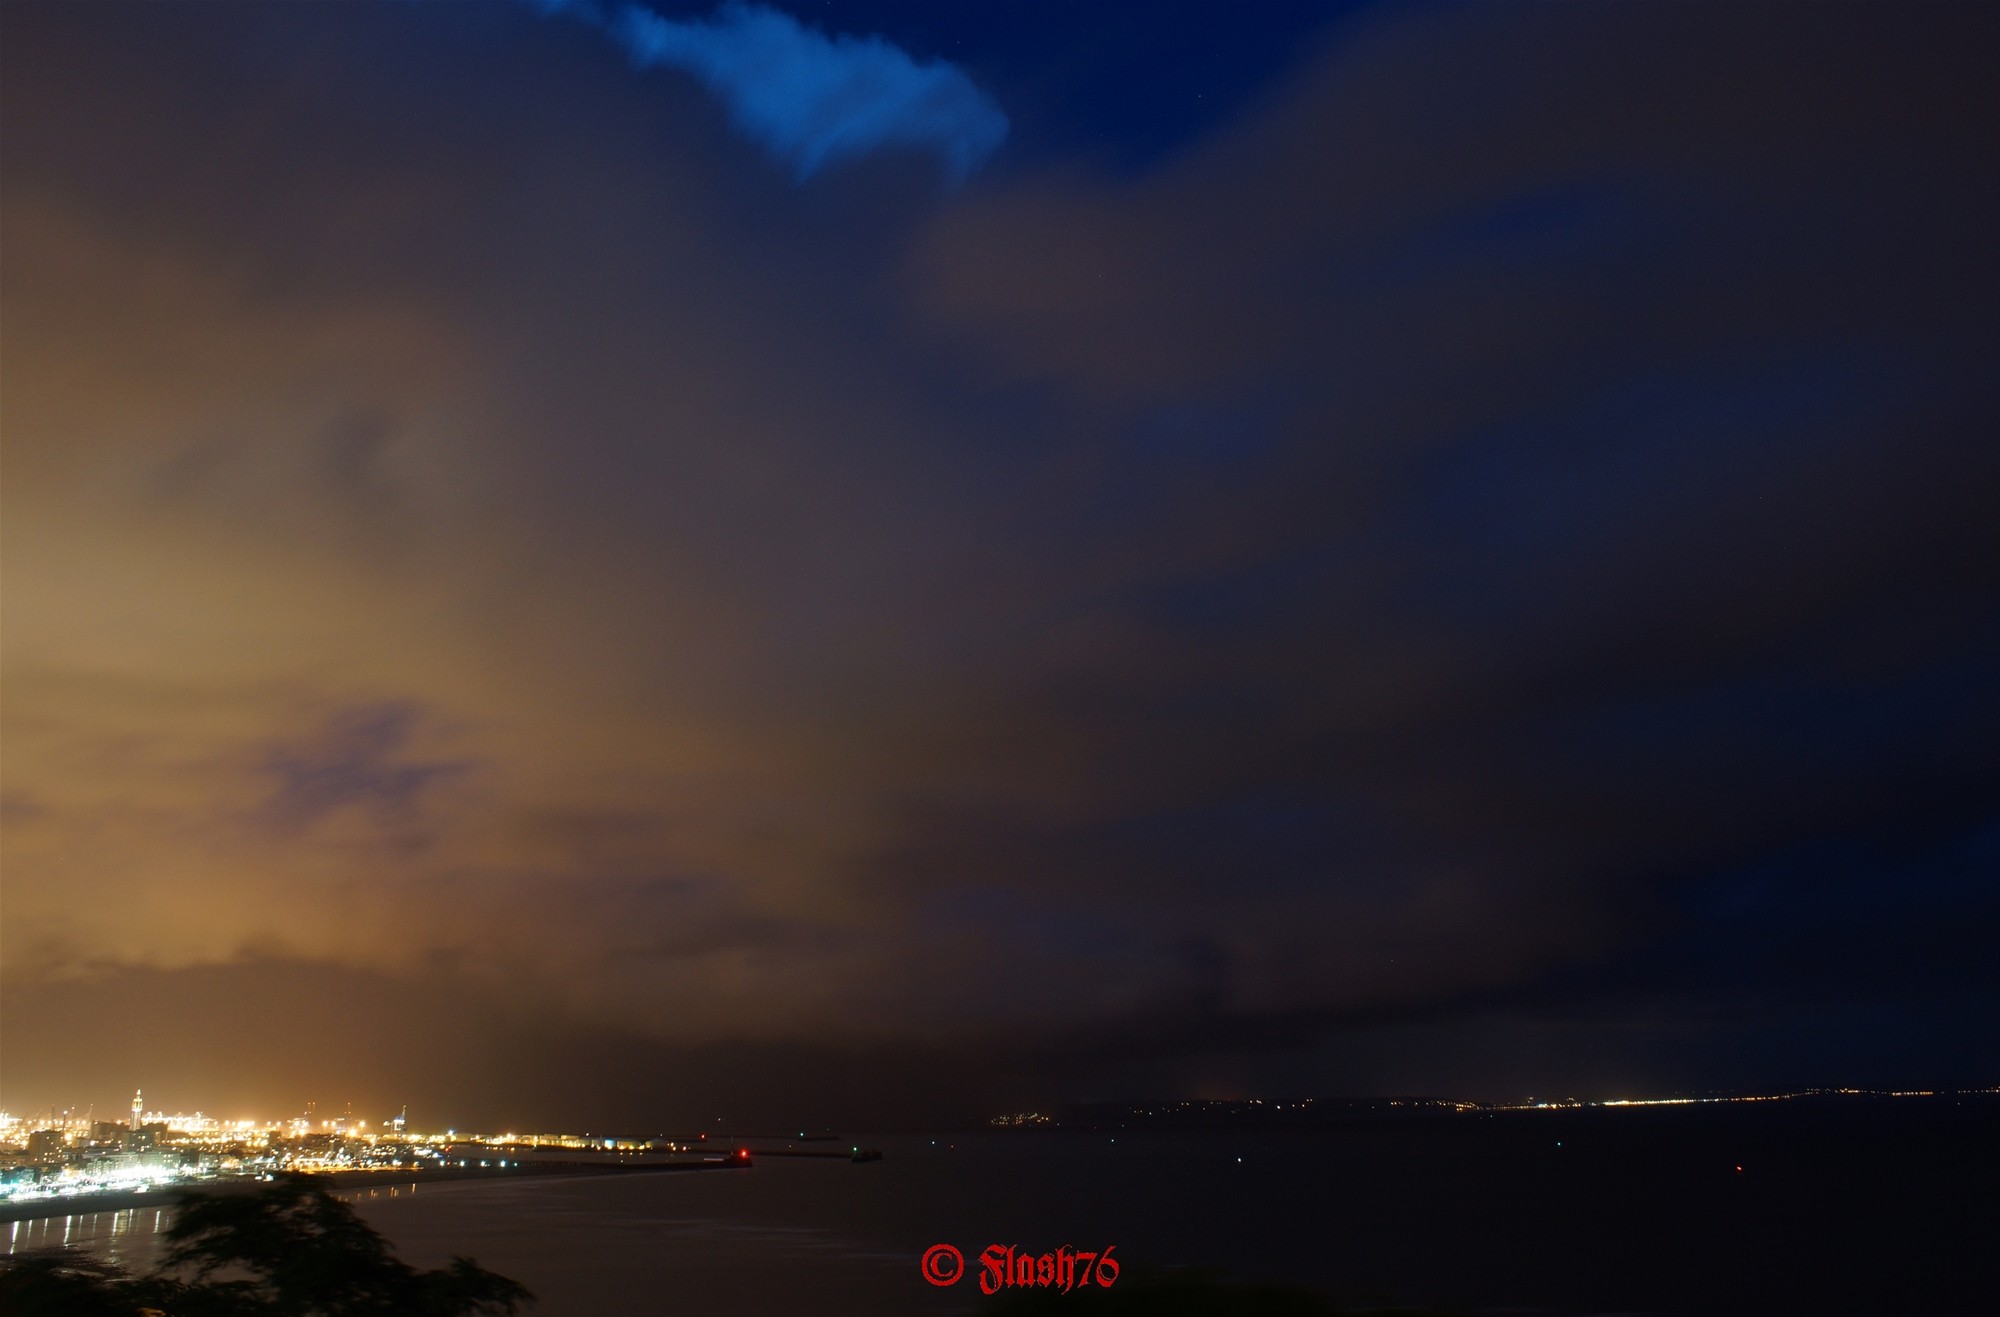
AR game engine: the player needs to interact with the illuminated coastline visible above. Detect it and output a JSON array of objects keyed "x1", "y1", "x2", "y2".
[
  {"x1": 6, "y1": 1084, "x2": 1987, "y2": 1217},
  {"x1": 0, "y1": 1101, "x2": 747, "y2": 1216},
  {"x1": 984, "y1": 1085, "x2": 1995, "y2": 1129}
]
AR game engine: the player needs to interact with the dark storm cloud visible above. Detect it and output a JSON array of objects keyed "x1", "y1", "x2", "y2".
[
  {"x1": 895, "y1": 0, "x2": 2000, "y2": 1080},
  {"x1": 1509, "y1": 818, "x2": 2000, "y2": 1011},
  {"x1": 3, "y1": 0, "x2": 1996, "y2": 1124}
]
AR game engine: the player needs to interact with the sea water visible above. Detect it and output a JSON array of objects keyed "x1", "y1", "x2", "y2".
[{"x1": 8, "y1": 1105, "x2": 1995, "y2": 1315}]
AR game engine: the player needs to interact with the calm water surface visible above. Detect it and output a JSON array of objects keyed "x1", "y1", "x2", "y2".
[{"x1": 9, "y1": 1108, "x2": 1996, "y2": 1316}]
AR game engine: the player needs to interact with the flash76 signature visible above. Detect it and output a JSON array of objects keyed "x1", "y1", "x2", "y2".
[{"x1": 921, "y1": 1243, "x2": 1120, "y2": 1293}]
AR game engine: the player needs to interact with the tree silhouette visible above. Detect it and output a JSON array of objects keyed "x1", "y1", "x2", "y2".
[
  {"x1": 0, "y1": 1248, "x2": 156, "y2": 1317},
  {"x1": 0, "y1": 1174, "x2": 531, "y2": 1316}
]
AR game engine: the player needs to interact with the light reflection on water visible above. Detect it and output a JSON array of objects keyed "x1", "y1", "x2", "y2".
[
  {"x1": 1, "y1": 1184, "x2": 431, "y2": 1274},
  {"x1": 5, "y1": 1206, "x2": 173, "y2": 1271},
  {"x1": 0, "y1": 1167, "x2": 963, "y2": 1316}
]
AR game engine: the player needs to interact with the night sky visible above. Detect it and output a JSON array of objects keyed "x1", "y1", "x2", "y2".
[{"x1": 2, "y1": 0, "x2": 1996, "y2": 1132}]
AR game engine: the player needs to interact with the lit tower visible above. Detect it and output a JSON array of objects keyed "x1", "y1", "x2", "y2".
[{"x1": 131, "y1": 1088, "x2": 143, "y2": 1129}]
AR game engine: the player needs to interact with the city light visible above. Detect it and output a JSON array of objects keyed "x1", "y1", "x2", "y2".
[{"x1": 0, "y1": 1098, "x2": 736, "y2": 1208}]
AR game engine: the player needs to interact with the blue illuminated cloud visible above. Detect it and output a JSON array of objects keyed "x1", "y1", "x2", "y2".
[{"x1": 535, "y1": 1, "x2": 1008, "y2": 181}]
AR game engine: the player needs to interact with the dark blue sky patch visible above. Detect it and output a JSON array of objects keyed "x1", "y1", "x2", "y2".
[{"x1": 781, "y1": 0, "x2": 1369, "y2": 174}]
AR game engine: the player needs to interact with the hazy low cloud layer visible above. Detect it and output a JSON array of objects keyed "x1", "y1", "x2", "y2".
[{"x1": 2, "y1": 0, "x2": 1994, "y2": 1124}]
